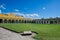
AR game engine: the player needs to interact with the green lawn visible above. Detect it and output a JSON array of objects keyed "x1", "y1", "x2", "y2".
[{"x1": 0, "y1": 23, "x2": 60, "y2": 40}]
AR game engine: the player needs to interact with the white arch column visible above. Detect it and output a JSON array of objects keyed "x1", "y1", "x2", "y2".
[{"x1": 2, "y1": 19, "x2": 4, "y2": 23}]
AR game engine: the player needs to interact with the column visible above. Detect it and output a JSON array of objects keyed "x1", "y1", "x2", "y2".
[
  {"x1": 2, "y1": 19, "x2": 4, "y2": 23},
  {"x1": 41, "y1": 20, "x2": 44, "y2": 24},
  {"x1": 7, "y1": 19, "x2": 8, "y2": 23},
  {"x1": 48, "y1": 21, "x2": 50, "y2": 24},
  {"x1": 18, "y1": 20, "x2": 19, "y2": 23}
]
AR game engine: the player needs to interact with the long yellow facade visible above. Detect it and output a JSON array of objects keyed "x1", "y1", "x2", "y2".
[
  {"x1": 0, "y1": 13, "x2": 24, "y2": 20},
  {"x1": 0, "y1": 13, "x2": 60, "y2": 24},
  {"x1": 0, "y1": 13, "x2": 33, "y2": 23},
  {"x1": 0, "y1": 13, "x2": 25, "y2": 23}
]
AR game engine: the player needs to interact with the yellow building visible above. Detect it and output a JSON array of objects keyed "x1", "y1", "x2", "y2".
[
  {"x1": 0, "y1": 13, "x2": 33, "y2": 23},
  {"x1": 0, "y1": 13, "x2": 24, "y2": 23}
]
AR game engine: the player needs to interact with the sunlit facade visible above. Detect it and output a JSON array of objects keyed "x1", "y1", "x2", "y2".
[
  {"x1": 0, "y1": 13, "x2": 32, "y2": 23},
  {"x1": 0, "y1": 13, "x2": 60, "y2": 24}
]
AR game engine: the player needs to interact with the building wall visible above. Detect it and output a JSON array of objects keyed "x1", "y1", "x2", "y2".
[
  {"x1": 33, "y1": 18, "x2": 60, "y2": 24},
  {"x1": 0, "y1": 13, "x2": 24, "y2": 23},
  {"x1": 0, "y1": 13, "x2": 60, "y2": 24}
]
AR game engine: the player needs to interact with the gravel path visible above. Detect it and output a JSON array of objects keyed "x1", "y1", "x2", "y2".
[{"x1": 0, "y1": 27, "x2": 35, "y2": 40}]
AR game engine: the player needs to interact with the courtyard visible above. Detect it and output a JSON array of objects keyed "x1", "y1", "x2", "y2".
[{"x1": 0, "y1": 23, "x2": 60, "y2": 40}]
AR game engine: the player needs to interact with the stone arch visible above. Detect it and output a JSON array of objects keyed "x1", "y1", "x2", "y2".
[
  {"x1": 44, "y1": 21, "x2": 46, "y2": 24},
  {"x1": 0, "y1": 19, "x2": 3, "y2": 23},
  {"x1": 11, "y1": 20, "x2": 15, "y2": 23},
  {"x1": 4, "y1": 19, "x2": 8, "y2": 23},
  {"x1": 29, "y1": 20, "x2": 31, "y2": 23},
  {"x1": 45, "y1": 21, "x2": 48, "y2": 24},
  {"x1": 22, "y1": 20, "x2": 24, "y2": 23},
  {"x1": 8, "y1": 20, "x2": 12, "y2": 23},
  {"x1": 19, "y1": 20, "x2": 21, "y2": 23},
  {"x1": 41, "y1": 21, "x2": 43, "y2": 24},
  {"x1": 16, "y1": 20, "x2": 18, "y2": 23},
  {"x1": 32, "y1": 20, "x2": 35, "y2": 23},
  {"x1": 50, "y1": 21, "x2": 53, "y2": 24},
  {"x1": 54, "y1": 21, "x2": 57, "y2": 24},
  {"x1": 25, "y1": 20, "x2": 27, "y2": 23}
]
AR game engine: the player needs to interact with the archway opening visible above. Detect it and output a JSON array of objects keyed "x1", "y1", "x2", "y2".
[
  {"x1": 0, "y1": 19, "x2": 3, "y2": 23},
  {"x1": 12, "y1": 20, "x2": 15, "y2": 23},
  {"x1": 16, "y1": 20, "x2": 18, "y2": 23},
  {"x1": 8, "y1": 20, "x2": 11, "y2": 23},
  {"x1": 4, "y1": 19, "x2": 7, "y2": 23},
  {"x1": 50, "y1": 21, "x2": 53, "y2": 24},
  {"x1": 19, "y1": 20, "x2": 21, "y2": 23},
  {"x1": 55, "y1": 21, "x2": 57, "y2": 24}
]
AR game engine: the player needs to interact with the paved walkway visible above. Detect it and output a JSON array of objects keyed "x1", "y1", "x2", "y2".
[{"x1": 0, "y1": 27, "x2": 35, "y2": 40}]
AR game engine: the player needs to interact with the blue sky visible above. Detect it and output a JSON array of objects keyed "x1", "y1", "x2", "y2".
[{"x1": 0, "y1": 0, "x2": 60, "y2": 19}]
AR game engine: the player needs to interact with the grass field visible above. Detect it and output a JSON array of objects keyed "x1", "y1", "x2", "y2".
[{"x1": 0, "y1": 23, "x2": 60, "y2": 40}]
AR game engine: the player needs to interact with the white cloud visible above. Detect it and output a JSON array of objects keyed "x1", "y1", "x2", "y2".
[
  {"x1": 42, "y1": 7, "x2": 46, "y2": 10},
  {"x1": 14, "y1": 12, "x2": 25, "y2": 17},
  {"x1": 32, "y1": 13, "x2": 39, "y2": 17},
  {"x1": 26, "y1": 13, "x2": 39, "y2": 19},
  {"x1": 15, "y1": 9, "x2": 19, "y2": 12},
  {"x1": 0, "y1": 4, "x2": 6, "y2": 9},
  {"x1": 0, "y1": 10, "x2": 2, "y2": 13},
  {"x1": 15, "y1": 12, "x2": 40, "y2": 18},
  {"x1": 26, "y1": 13, "x2": 39, "y2": 17},
  {"x1": 6, "y1": 12, "x2": 40, "y2": 19}
]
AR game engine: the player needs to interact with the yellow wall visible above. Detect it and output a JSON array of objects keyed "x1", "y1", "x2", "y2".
[{"x1": 0, "y1": 13, "x2": 24, "y2": 20}]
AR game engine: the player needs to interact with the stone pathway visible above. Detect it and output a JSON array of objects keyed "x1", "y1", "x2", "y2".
[{"x1": 0, "y1": 27, "x2": 35, "y2": 40}]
